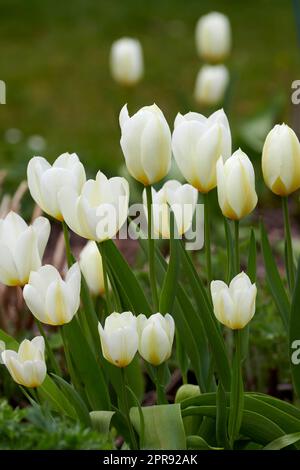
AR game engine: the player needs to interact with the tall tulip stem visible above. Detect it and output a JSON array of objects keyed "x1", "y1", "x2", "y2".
[
  {"x1": 62, "y1": 221, "x2": 74, "y2": 268},
  {"x1": 97, "y1": 243, "x2": 113, "y2": 314},
  {"x1": 282, "y1": 196, "x2": 295, "y2": 292},
  {"x1": 121, "y1": 367, "x2": 138, "y2": 450},
  {"x1": 146, "y1": 185, "x2": 159, "y2": 310},
  {"x1": 203, "y1": 192, "x2": 212, "y2": 285},
  {"x1": 234, "y1": 220, "x2": 240, "y2": 275},
  {"x1": 35, "y1": 319, "x2": 61, "y2": 377}
]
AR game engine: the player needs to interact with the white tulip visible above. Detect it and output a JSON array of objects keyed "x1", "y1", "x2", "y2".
[
  {"x1": 58, "y1": 171, "x2": 129, "y2": 242},
  {"x1": 211, "y1": 272, "x2": 257, "y2": 330},
  {"x1": 172, "y1": 109, "x2": 231, "y2": 192},
  {"x1": 1, "y1": 336, "x2": 46, "y2": 388},
  {"x1": 195, "y1": 12, "x2": 231, "y2": 62},
  {"x1": 194, "y1": 65, "x2": 229, "y2": 107},
  {"x1": 143, "y1": 180, "x2": 198, "y2": 238},
  {"x1": 79, "y1": 241, "x2": 105, "y2": 296},
  {"x1": 137, "y1": 313, "x2": 175, "y2": 366},
  {"x1": 119, "y1": 104, "x2": 172, "y2": 185},
  {"x1": 216, "y1": 149, "x2": 258, "y2": 220},
  {"x1": 27, "y1": 152, "x2": 86, "y2": 220},
  {"x1": 262, "y1": 124, "x2": 300, "y2": 196},
  {"x1": 0, "y1": 211, "x2": 50, "y2": 286},
  {"x1": 23, "y1": 263, "x2": 81, "y2": 326},
  {"x1": 98, "y1": 312, "x2": 138, "y2": 368},
  {"x1": 0, "y1": 340, "x2": 5, "y2": 364},
  {"x1": 110, "y1": 37, "x2": 144, "y2": 86}
]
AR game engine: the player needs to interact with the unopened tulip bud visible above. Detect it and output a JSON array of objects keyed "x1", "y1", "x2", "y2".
[
  {"x1": 137, "y1": 313, "x2": 175, "y2": 366},
  {"x1": 1, "y1": 336, "x2": 47, "y2": 388},
  {"x1": 0, "y1": 211, "x2": 50, "y2": 286},
  {"x1": 119, "y1": 104, "x2": 172, "y2": 185},
  {"x1": 79, "y1": 241, "x2": 106, "y2": 296},
  {"x1": 210, "y1": 272, "x2": 257, "y2": 330},
  {"x1": 98, "y1": 312, "x2": 138, "y2": 368},
  {"x1": 216, "y1": 149, "x2": 258, "y2": 220},
  {"x1": 23, "y1": 263, "x2": 81, "y2": 325},
  {"x1": 194, "y1": 65, "x2": 229, "y2": 107},
  {"x1": 110, "y1": 38, "x2": 144, "y2": 86},
  {"x1": 195, "y1": 12, "x2": 231, "y2": 63},
  {"x1": 262, "y1": 124, "x2": 300, "y2": 196}
]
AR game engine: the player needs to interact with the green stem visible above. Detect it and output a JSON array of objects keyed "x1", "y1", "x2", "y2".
[
  {"x1": 203, "y1": 192, "x2": 212, "y2": 285},
  {"x1": 228, "y1": 329, "x2": 244, "y2": 449},
  {"x1": 97, "y1": 242, "x2": 113, "y2": 314},
  {"x1": 62, "y1": 221, "x2": 74, "y2": 268},
  {"x1": 282, "y1": 196, "x2": 295, "y2": 292},
  {"x1": 234, "y1": 220, "x2": 240, "y2": 275},
  {"x1": 145, "y1": 185, "x2": 159, "y2": 310},
  {"x1": 121, "y1": 368, "x2": 138, "y2": 450},
  {"x1": 35, "y1": 319, "x2": 61, "y2": 377},
  {"x1": 224, "y1": 217, "x2": 234, "y2": 283}
]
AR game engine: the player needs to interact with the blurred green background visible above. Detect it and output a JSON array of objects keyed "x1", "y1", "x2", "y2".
[{"x1": 0, "y1": 0, "x2": 299, "y2": 187}]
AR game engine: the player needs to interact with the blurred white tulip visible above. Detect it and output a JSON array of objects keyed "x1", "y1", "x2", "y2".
[
  {"x1": 79, "y1": 241, "x2": 106, "y2": 296},
  {"x1": 137, "y1": 313, "x2": 175, "y2": 365},
  {"x1": 172, "y1": 109, "x2": 231, "y2": 192},
  {"x1": 211, "y1": 272, "x2": 257, "y2": 330},
  {"x1": 0, "y1": 211, "x2": 50, "y2": 286},
  {"x1": 119, "y1": 104, "x2": 172, "y2": 185},
  {"x1": 27, "y1": 135, "x2": 47, "y2": 152},
  {"x1": 4, "y1": 128, "x2": 23, "y2": 144},
  {"x1": 0, "y1": 340, "x2": 5, "y2": 364},
  {"x1": 23, "y1": 263, "x2": 81, "y2": 326},
  {"x1": 194, "y1": 65, "x2": 229, "y2": 107},
  {"x1": 98, "y1": 311, "x2": 138, "y2": 367},
  {"x1": 1, "y1": 336, "x2": 46, "y2": 388},
  {"x1": 27, "y1": 153, "x2": 86, "y2": 221},
  {"x1": 110, "y1": 37, "x2": 144, "y2": 86},
  {"x1": 195, "y1": 12, "x2": 231, "y2": 62}
]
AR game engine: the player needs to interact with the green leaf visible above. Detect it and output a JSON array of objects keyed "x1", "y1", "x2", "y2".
[
  {"x1": 130, "y1": 404, "x2": 186, "y2": 450},
  {"x1": 90, "y1": 410, "x2": 115, "y2": 434},
  {"x1": 216, "y1": 382, "x2": 229, "y2": 448},
  {"x1": 186, "y1": 435, "x2": 222, "y2": 450},
  {"x1": 290, "y1": 256, "x2": 300, "y2": 398},
  {"x1": 260, "y1": 222, "x2": 290, "y2": 330},
  {"x1": 228, "y1": 331, "x2": 244, "y2": 447},
  {"x1": 263, "y1": 431, "x2": 300, "y2": 450}
]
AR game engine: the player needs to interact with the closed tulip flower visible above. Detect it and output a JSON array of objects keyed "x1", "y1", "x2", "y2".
[
  {"x1": 210, "y1": 272, "x2": 257, "y2": 330},
  {"x1": 0, "y1": 340, "x2": 5, "y2": 364},
  {"x1": 0, "y1": 212, "x2": 50, "y2": 286},
  {"x1": 143, "y1": 180, "x2": 198, "y2": 238},
  {"x1": 216, "y1": 149, "x2": 258, "y2": 220},
  {"x1": 172, "y1": 109, "x2": 231, "y2": 192},
  {"x1": 110, "y1": 37, "x2": 144, "y2": 86},
  {"x1": 119, "y1": 104, "x2": 172, "y2": 185},
  {"x1": 262, "y1": 124, "x2": 300, "y2": 196},
  {"x1": 194, "y1": 65, "x2": 229, "y2": 107},
  {"x1": 195, "y1": 12, "x2": 231, "y2": 63},
  {"x1": 137, "y1": 313, "x2": 175, "y2": 366},
  {"x1": 23, "y1": 263, "x2": 81, "y2": 326},
  {"x1": 79, "y1": 241, "x2": 105, "y2": 296},
  {"x1": 98, "y1": 312, "x2": 138, "y2": 368},
  {"x1": 1, "y1": 336, "x2": 46, "y2": 388},
  {"x1": 58, "y1": 171, "x2": 129, "y2": 242},
  {"x1": 27, "y1": 152, "x2": 86, "y2": 221}
]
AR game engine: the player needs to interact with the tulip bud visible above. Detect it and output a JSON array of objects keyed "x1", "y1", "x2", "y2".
[
  {"x1": 172, "y1": 109, "x2": 231, "y2": 192},
  {"x1": 216, "y1": 149, "x2": 258, "y2": 220},
  {"x1": 27, "y1": 152, "x2": 86, "y2": 221},
  {"x1": 119, "y1": 104, "x2": 172, "y2": 185},
  {"x1": 194, "y1": 65, "x2": 229, "y2": 107},
  {"x1": 110, "y1": 37, "x2": 144, "y2": 86},
  {"x1": 1, "y1": 336, "x2": 47, "y2": 388},
  {"x1": 98, "y1": 312, "x2": 138, "y2": 368},
  {"x1": 137, "y1": 313, "x2": 175, "y2": 366},
  {"x1": 143, "y1": 180, "x2": 198, "y2": 238},
  {"x1": 210, "y1": 272, "x2": 257, "y2": 330},
  {"x1": 0, "y1": 340, "x2": 5, "y2": 364},
  {"x1": 79, "y1": 241, "x2": 106, "y2": 296},
  {"x1": 262, "y1": 124, "x2": 300, "y2": 196},
  {"x1": 23, "y1": 263, "x2": 81, "y2": 325},
  {"x1": 0, "y1": 211, "x2": 50, "y2": 286},
  {"x1": 58, "y1": 171, "x2": 129, "y2": 242},
  {"x1": 195, "y1": 12, "x2": 231, "y2": 63}
]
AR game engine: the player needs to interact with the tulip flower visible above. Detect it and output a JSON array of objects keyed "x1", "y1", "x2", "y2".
[
  {"x1": 1, "y1": 336, "x2": 47, "y2": 388},
  {"x1": 137, "y1": 313, "x2": 175, "y2": 366},
  {"x1": 110, "y1": 37, "x2": 144, "y2": 86},
  {"x1": 0, "y1": 211, "x2": 50, "y2": 286},
  {"x1": 0, "y1": 340, "x2": 5, "y2": 364},
  {"x1": 27, "y1": 152, "x2": 86, "y2": 221},
  {"x1": 23, "y1": 263, "x2": 81, "y2": 326},
  {"x1": 195, "y1": 12, "x2": 231, "y2": 63},
  {"x1": 142, "y1": 180, "x2": 198, "y2": 238},
  {"x1": 210, "y1": 272, "x2": 257, "y2": 330},
  {"x1": 194, "y1": 65, "x2": 229, "y2": 107},
  {"x1": 98, "y1": 312, "x2": 138, "y2": 368},
  {"x1": 216, "y1": 149, "x2": 258, "y2": 220},
  {"x1": 172, "y1": 109, "x2": 231, "y2": 193},
  {"x1": 119, "y1": 104, "x2": 172, "y2": 186},
  {"x1": 79, "y1": 241, "x2": 106, "y2": 296},
  {"x1": 262, "y1": 124, "x2": 300, "y2": 197},
  {"x1": 58, "y1": 171, "x2": 129, "y2": 242}
]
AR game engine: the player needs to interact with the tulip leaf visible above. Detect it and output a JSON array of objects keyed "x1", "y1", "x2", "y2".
[
  {"x1": 130, "y1": 404, "x2": 186, "y2": 450},
  {"x1": 289, "y1": 256, "x2": 300, "y2": 398},
  {"x1": 216, "y1": 381, "x2": 229, "y2": 448},
  {"x1": 228, "y1": 331, "x2": 244, "y2": 448},
  {"x1": 263, "y1": 431, "x2": 300, "y2": 450},
  {"x1": 186, "y1": 435, "x2": 222, "y2": 450},
  {"x1": 90, "y1": 410, "x2": 115, "y2": 435},
  {"x1": 260, "y1": 222, "x2": 290, "y2": 331}
]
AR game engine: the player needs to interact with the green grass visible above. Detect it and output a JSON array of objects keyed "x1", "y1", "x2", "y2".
[{"x1": 0, "y1": 0, "x2": 299, "y2": 186}]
